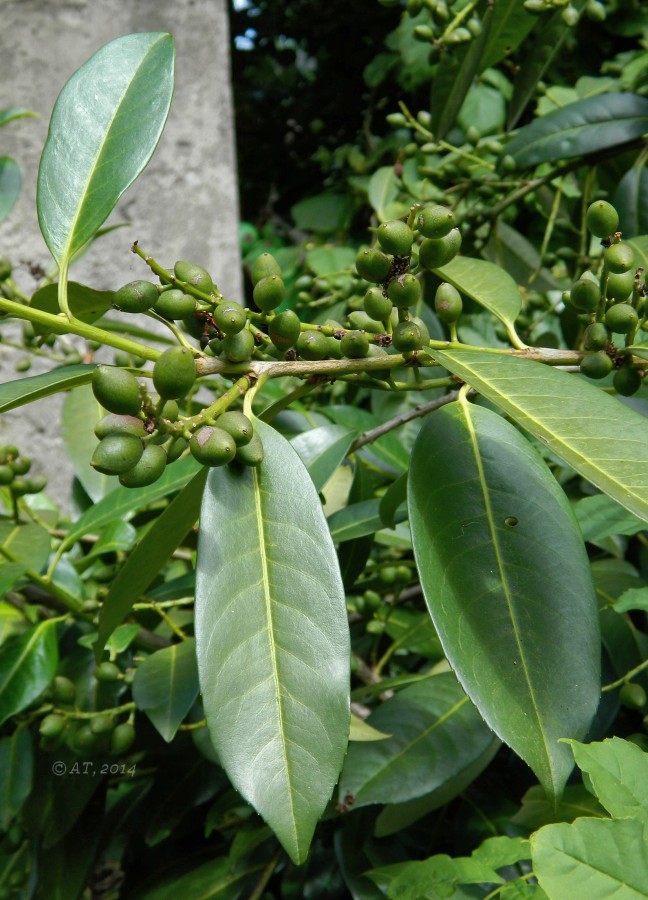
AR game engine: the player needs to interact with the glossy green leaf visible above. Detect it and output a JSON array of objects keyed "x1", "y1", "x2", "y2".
[
  {"x1": 137, "y1": 856, "x2": 264, "y2": 900},
  {"x1": 0, "y1": 619, "x2": 61, "y2": 726},
  {"x1": 291, "y1": 424, "x2": 356, "y2": 492},
  {"x1": 305, "y1": 246, "x2": 356, "y2": 276},
  {"x1": 379, "y1": 472, "x2": 407, "y2": 529},
  {"x1": 349, "y1": 713, "x2": 391, "y2": 742},
  {"x1": 432, "y1": 349, "x2": 648, "y2": 523},
  {"x1": 613, "y1": 586, "x2": 648, "y2": 614},
  {"x1": 614, "y1": 161, "x2": 648, "y2": 238},
  {"x1": 84, "y1": 520, "x2": 137, "y2": 562},
  {"x1": 291, "y1": 192, "x2": 353, "y2": 233},
  {"x1": 0, "y1": 602, "x2": 27, "y2": 646},
  {"x1": 339, "y1": 673, "x2": 497, "y2": 808},
  {"x1": 382, "y1": 608, "x2": 443, "y2": 660},
  {"x1": 0, "y1": 157, "x2": 20, "y2": 222},
  {"x1": 409, "y1": 400, "x2": 600, "y2": 797},
  {"x1": 483, "y1": 222, "x2": 560, "y2": 292},
  {"x1": 506, "y1": 93, "x2": 648, "y2": 168},
  {"x1": 95, "y1": 467, "x2": 207, "y2": 657},
  {"x1": 38, "y1": 33, "x2": 174, "y2": 276},
  {"x1": 566, "y1": 737, "x2": 648, "y2": 819},
  {"x1": 532, "y1": 817, "x2": 648, "y2": 899},
  {"x1": 574, "y1": 493, "x2": 646, "y2": 542},
  {"x1": 328, "y1": 499, "x2": 383, "y2": 543},
  {"x1": 434, "y1": 256, "x2": 522, "y2": 338},
  {"x1": 627, "y1": 235, "x2": 648, "y2": 273},
  {"x1": 132, "y1": 639, "x2": 200, "y2": 742},
  {"x1": 0, "y1": 521, "x2": 51, "y2": 574},
  {"x1": 0, "y1": 729, "x2": 33, "y2": 829},
  {"x1": 195, "y1": 419, "x2": 350, "y2": 864},
  {"x1": 62, "y1": 385, "x2": 114, "y2": 502},
  {"x1": 368, "y1": 167, "x2": 399, "y2": 222},
  {"x1": 325, "y1": 406, "x2": 410, "y2": 475},
  {"x1": 0, "y1": 365, "x2": 95, "y2": 414},
  {"x1": 479, "y1": 0, "x2": 536, "y2": 71},
  {"x1": 30, "y1": 282, "x2": 113, "y2": 335}
]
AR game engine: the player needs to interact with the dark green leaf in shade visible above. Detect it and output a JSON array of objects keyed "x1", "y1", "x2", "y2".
[
  {"x1": 379, "y1": 472, "x2": 407, "y2": 529},
  {"x1": 136, "y1": 856, "x2": 264, "y2": 900},
  {"x1": 30, "y1": 282, "x2": 113, "y2": 335},
  {"x1": 0, "y1": 729, "x2": 33, "y2": 829},
  {"x1": 195, "y1": 419, "x2": 350, "y2": 864},
  {"x1": 482, "y1": 222, "x2": 560, "y2": 292},
  {"x1": 506, "y1": 93, "x2": 648, "y2": 168},
  {"x1": 0, "y1": 619, "x2": 61, "y2": 726},
  {"x1": 0, "y1": 157, "x2": 21, "y2": 222},
  {"x1": 565, "y1": 737, "x2": 648, "y2": 819},
  {"x1": 94, "y1": 467, "x2": 207, "y2": 657},
  {"x1": 408, "y1": 400, "x2": 600, "y2": 797},
  {"x1": 479, "y1": 0, "x2": 536, "y2": 71},
  {"x1": 511, "y1": 784, "x2": 607, "y2": 830},
  {"x1": 613, "y1": 160, "x2": 648, "y2": 238},
  {"x1": 0, "y1": 365, "x2": 95, "y2": 414},
  {"x1": 291, "y1": 192, "x2": 353, "y2": 233},
  {"x1": 328, "y1": 499, "x2": 384, "y2": 543},
  {"x1": 132, "y1": 639, "x2": 200, "y2": 742},
  {"x1": 339, "y1": 672, "x2": 497, "y2": 808},
  {"x1": 290, "y1": 424, "x2": 356, "y2": 492}
]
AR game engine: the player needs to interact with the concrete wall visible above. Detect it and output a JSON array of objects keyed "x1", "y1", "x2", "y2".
[{"x1": 0, "y1": 0, "x2": 241, "y2": 509}]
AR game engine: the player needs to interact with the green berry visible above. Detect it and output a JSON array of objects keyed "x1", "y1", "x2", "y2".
[
  {"x1": 39, "y1": 713, "x2": 66, "y2": 738},
  {"x1": 355, "y1": 247, "x2": 392, "y2": 283},
  {"x1": 419, "y1": 229, "x2": 462, "y2": 269},
  {"x1": 583, "y1": 322, "x2": 609, "y2": 351},
  {"x1": 214, "y1": 301, "x2": 247, "y2": 335},
  {"x1": 562, "y1": 4, "x2": 580, "y2": 25},
  {"x1": 326, "y1": 337, "x2": 343, "y2": 359},
  {"x1": 348, "y1": 311, "x2": 384, "y2": 334},
  {"x1": 570, "y1": 278, "x2": 601, "y2": 312},
  {"x1": 74, "y1": 724, "x2": 98, "y2": 750},
  {"x1": 92, "y1": 366, "x2": 142, "y2": 416},
  {"x1": 190, "y1": 426, "x2": 236, "y2": 466},
  {"x1": 160, "y1": 400, "x2": 179, "y2": 422},
  {"x1": 586, "y1": 200, "x2": 619, "y2": 238},
  {"x1": 10, "y1": 478, "x2": 30, "y2": 496},
  {"x1": 613, "y1": 362, "x2": 642, "y2": 397},
  {"x1": 387, "y1": 273, "x2": 421, "y2": 309},
  {"x1": 434, "y1": 283, "x2": 463, "y2": 323},
  {"x1": 119, "y1": 444, "x2": 167, "y2": 487},
  {"x1": 340, "y1": 330, "x2": 370, "y2": 359},
  {"x1": 0, "y1": 465, "x2": 13, "y2": 485},
  {"x1": 620, "y1": 682, "x2": 647, "y2": 709},
  {"x1": 153, "y1": 347, "x2": 197, "y2": 400},
  {"x1": 112, "y1": 280, "x2": 159, "y2": 314},
  {"x1": 217, "y1": 411, "x2": 254, "y2": 446},
  {"x1": 377, "y1": 220, "x2": 414, "y2": 257},
  {"x1": 9, "y1": 457, "x2": 31, "y2": 476},
  {"x1": 250, "y1": 253, "x2": 282, "y2": 286},
  {"x1": 235, "y1": 431, "x2": 264, "y2": 467},
  {"x1": 91, "y1": 434, "x2": 143, "y2": 476},
  {"x1": 174, "y1": 260, "x2": 214, "y2": 295},
  {"x1": 580, "y1": 351, "x2": 613, "y2": 380},
  {"x1": 111, "y1": 722, "x2": 136, "y2": 754},
  {"x1": 166, "y1": 436, "x2": 188, "y2": 462},
  {"x1": 605, "y1": 303, "x2": 638, "y2": 334},
  {"x1": 153, "y1": 288, "x2": 196, "y2": 320},
  {"x1": 296, "y1": 331, "x2": 329, "y2": 360},
  {"x1": 268, "y1": 310, "x2": 301, "y2": 350},
  {"x1": 95, "y1": 661, "x2": 121, "y2": 682},
  {"x1": 606, "y1": 270, "x2": 635, "y2": 303},
  {"x1": 253, "y1": 275, "x2": 286, "y2": 311},
  {"x1": 90, "y1": 713, "x2": 115, "y2": 735},
  {"x1": 15, "y1": 357, "x2": 31, "y2": 372},
  {"x1": 363, "y1": 287, "x2": 392, "y2": 321},
  {"x1": 0, "y1": 257, "x2": 12, "y2": 280},
  {"x1": 52, "y1": 676, "x2": 76, "y2": 704},
  {"x1": 604, "y1": 243, "x2": 635, "y2": 275},
  {"x1": 25, "y1": 476, "x2": 47, "y2": 494},
  {"x1": 95, "y1": 414, "x2": 146, "y2": 440},
  {"x1": 417, "y1": 205, "x2": 455, "y2": 239},
  {"x1": 392, "y1": 321, "x2": 423, "y2": 352},
  {"x1": 222, "y1": 329, "x2": 255, "y2": 362}
]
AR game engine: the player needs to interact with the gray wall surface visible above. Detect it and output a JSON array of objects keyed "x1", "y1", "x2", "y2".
[{"x1": 0, "y1": 0, "x2": 241, "y2": 509}]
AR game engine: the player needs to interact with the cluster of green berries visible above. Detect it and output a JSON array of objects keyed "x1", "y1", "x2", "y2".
[
  {"x1": 404, "y1": 0, "x2": 484, "y2": 50},
  {"x1": 0, "y1": 445, "x2": 47, "y2": 497},
  {"x1": 562, "y1": 201, "x2": 646, "y2": 396},
  {"x1": 523, "y1": 0, "x2": 606, "y2": 25}
]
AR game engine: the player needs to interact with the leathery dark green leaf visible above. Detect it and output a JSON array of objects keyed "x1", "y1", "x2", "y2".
[
  {"x1": 195, "y1": 419, "x2": 350, "y2": 864},
  {"x1": 408, "y1": 399, "x2": 600, "y2": 798}
]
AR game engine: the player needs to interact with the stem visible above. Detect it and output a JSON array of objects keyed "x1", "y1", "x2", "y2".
[
  {"x1": 259, "y1": 380, "x2": 321, "y2": 422},
  {"x1": 144, "y1": 310, "x2": 200, "y2": 354},
  {"x1": 602, "y1": 658, "x2": 648, "y2": 692},
  {"x1": 184, "y1": 375, "x2": 253, "y2": 430},
  {"x1": 248, "y1": 850, "x2": 283, "y2": 900},
  {"x1": 147, "y1": 601, "x2": 189, "y2": 640},
  {"x1": 351, "y1": 390, "x2": 465, "y2": 451}
]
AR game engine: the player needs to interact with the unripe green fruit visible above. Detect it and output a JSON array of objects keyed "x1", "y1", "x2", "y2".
[
  {"x1": 91, "y1": 434, "x2": 143, "y2": 476},
  {"x1": 417, "y1": 205, "x2": 455, "y2": 239},
  {"x1": 620, "y1": 682, "x2": 647, "y2": 709},
  {"x1": 153, "y1": 288, "x2": 196, "y2": 320},
  {"x1": 235, "y1": 431, "x2": 264, "y2": 467},
  {"x1": 605, "y1": 303, "x2": 638, "y2": 334},
  {"x1": 39, "y1": 714, "x2": 66, "y2": 738},
  {"x1": 326, "y1": 337, "x2": 343, "y2": 359},
  {"x1": 604, "y1": 243, "x2": 635, "y2": 275},
  {"x1": 160, "y1": 400, "x2": 179, "y2": 422},
  {"x1": 92, "y1": 366, "x2": 142, "y2": 416},
  {"x1": 181, "y1": 313, "x2": 205, "y2": 339},
  {"x1": 10, "y1": 478, "x2": 30, "y2": 496},
  {"x1": 269, "y1": 310, "x2": 301, "y2": 349},
  {"x1": 111, "y1": 722, "x2": 136, "y2": 754},
  {"x1": 26, "y1": 476, "x2": 47, "y2": 494},
  {"x1": 583, "y1": 322, "x2": 609, "y2": 351},
  {"x1": 363, "y1": 287, "x2": 392, "y2": 321},
  {"x1": 90, "y1": 713, "x2": 115, "y2": 735},
  {"x1": 95, "y1": 414, "x2": 146, "y2": 440},
  {"x1": 570, "y1": 278, "x2": 601, "y2": 312},
  {"x1": 174, "y1": 260, "x2": 214, "y2": 295},
  {"x1": 114, "y1": 351, "x2": 132, "y2": 368},
  {"x1": 377, "y1": 220, "x2": 414, "y2": 257},
  {"x1": 0, "y1": 257, "x2": 11, "y2": 280},
  {"x1": 355, "y1": 247, "x2": 392, "y2": 283},
  {"x1": 392, "y1": 321, "x2": 423, "y2": 352},
  {"x1": 217, "y1": 411, "x2": 254, "y2": 446},
  {"x1": 0, "y1": 465, "x2": 13, "y2": 485},
  {"x1": 387, "y1": 273, "x2": 421, "y2": 309},
  {"x1": 119, "y1": 444, "x2": 167, "y2": 488},
  {"x1": 253, "y1": 275, "x2": 286, "y2": 311},
  {"x1": 419, "y1": 229, "x2": 462, "y2": 269},
  {"x1": 348, "y1": 311, "x2": 384, "y2": 334},
  {"x1": 586, "y1": 200, "x2": 619, "y2": 238},
  {"x1": 606, "y1": 270, "x2": 635, "y2": 303},
  {"x1": 95, "y1": 661, "x2": 121, "y2": 682},
  {"x1": 613, "y1": 362, "x2": 642, "y2": 397},
  {"x1": 166, "y1": 436, "x2": 188, "y2": 462},
  {"x1": 435, "y1": 282, "x2": 463, "y2": 323},
  {"x1": 214, "y1": 301, "x2": 247, "y2": 335},
  {"x1": 74, "y1": 724, "x2": 98, "y2": 750},
  {"x1": 250, "y1": 253, "x2": 282, "y2": 285},
  {"x1": 340, "y1": 330, "x2": 370, "y2": 359},
  {"x1": 9, "y1": 457, "x2": 30, "y2": 476},
  {"x1": 153, "y1": 347, "x2": 196, "y2": 400},
  {"x1": 190, "y1": 426, "x2": 236, "y2": 466},
  {"x1": 411, "y1": 315, "x2": 430, "y2": 347},
  {"x1": 222, "y1": 329, "x2": 255, "y2": 362},
  {"x1": 580, "y1": 351, "x2": 613, "y2": 379},
  {"x1": 52, "y1": 676, "x2": 76, "y2": 704},
  {"x1": 296, "y1": 331, "x2": 329, "y2": 360},
  {"x1": 562, "y1": 4, "x2": 580, "y2": 25},
  {"x1": 112, "y1": 280, "x2": 159, "y2": 314}
]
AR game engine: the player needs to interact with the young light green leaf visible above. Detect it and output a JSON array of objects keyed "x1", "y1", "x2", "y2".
[
  {"x1": 30, "y1": 282, "x2": 113, "y2": 335},
  {"x1": 613, "y1": 587, "x2": 648, "y2": 614},
  {"x1": 0, "y1": 365, "x2": 95, "y2": 414},
  {"x1": 0, "y1": 157, "x2": 21, "y2": 222},
  {"x1": 291, "y1": 424, "x2": 356, "y2": 492},
  {"x1": 0, "y1": 729, "x2": 33, "y2": 830},
  {"x1": 409, "y1": 400, "x2": 600, "y2": 797},
  {"x1": 195, "y1": 420, "x2": 350, "y2": 864},
  {"x1": 565, "y1": 737, "x2": 648, "y2": 820},
  {"x1": 349, "y1": 713, "x2": 391, "y2": 742},
  {"x1": 0, "y1": 108, "x2": 38, "y2": 128},
  {"x1": 369, "y1": 854, "x2": 503, "y2": 900},
  {"x1": 132, "y1": 639, "x2": 200, "y2": 742},
  {"x1": 511, "y1": 784, "x2": 606, "y2": 831},
  {"x1": 532, "y1": 817, "x2": 648, "y2": 898},
  {"x1": 434, "y1": 256, "x2": 522, "y2": 340},
  {"x1": 0, "y1": 619, "x2": 61, "y2": 726},
  {"x1": 0, "y1": 521, "x2": 51, "y2": 574},
  {"x1": 339, "y1": 673, "x2": 498, "y2": 808}
]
